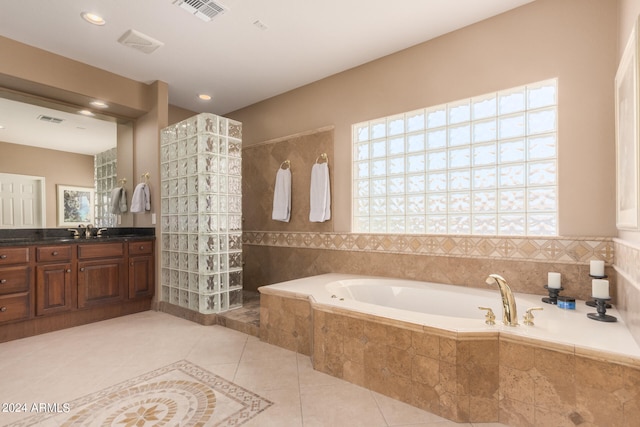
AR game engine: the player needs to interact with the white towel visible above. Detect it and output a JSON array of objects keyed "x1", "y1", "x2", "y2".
[
  {"x1": 309, "y1": 163, "x2": 331, "y2": 222},
  {"x1": 130, "y1": 183, "x2": 150, "y2": 213},
  {"x1": 110, "y1": 187, "x2": 127, "y2": 214},
  {"x1": 272, "y1": 168, "x2": 291, "y2": 222}
]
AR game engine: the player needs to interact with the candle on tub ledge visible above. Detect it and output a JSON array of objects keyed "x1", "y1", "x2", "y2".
[
  {"x1": 590, "y1": 260, "x2": 605, "y2": 277},
  {"x1": 592, "y1": 279, "x2": 610, "y2": 299},
  {"x1": 548, "y1": 272, "x2": 562, "y2": 289}
]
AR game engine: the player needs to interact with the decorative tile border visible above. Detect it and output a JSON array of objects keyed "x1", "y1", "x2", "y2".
[
  {"x1": 243, "y1": 232, "x2": 614, "y2": 265},
  {"x1": 6, "y1": 360, "x2": 273, "y2": 427}
]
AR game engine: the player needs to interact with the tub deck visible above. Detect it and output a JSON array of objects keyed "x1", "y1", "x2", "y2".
[{"x1": 261, "y1": 273, "x2": 640, "y2": 362}]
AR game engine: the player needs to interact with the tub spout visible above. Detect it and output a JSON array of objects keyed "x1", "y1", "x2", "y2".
[{"x1": 485, "y1": 274, "x2": 518, "y2": 326}]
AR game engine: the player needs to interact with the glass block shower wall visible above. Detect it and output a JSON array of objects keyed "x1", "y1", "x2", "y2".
[
  {"x1": 160, "y1": 113, "x2": 243, "y2": 314},
  {"x1": 94, "y1": 147, "x2": 117, "y2": 228}
]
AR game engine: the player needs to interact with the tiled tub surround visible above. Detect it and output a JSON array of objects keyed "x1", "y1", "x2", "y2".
[
  {"x1": 259, "y1": 274, "x2": 640, "y2": 426},
  {"x1": 614, "y1": 238, "x2": 640, "y2": 350},
  {"x1": 244, "y1": 232, "x2": 615, "y2": 302}
]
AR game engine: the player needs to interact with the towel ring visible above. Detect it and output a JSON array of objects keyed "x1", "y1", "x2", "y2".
[
  {"x1": 315, "y1": 153, "x2": 328, "y2": 164},
  {"x1": 280, "y1": 160, "x2": 291, "y2": 170}
]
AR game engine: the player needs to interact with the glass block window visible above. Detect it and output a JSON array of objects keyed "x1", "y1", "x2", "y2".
[
  {"x1": 352, "y1": 79, "x2": 557, "y2": 235},
  {"x1": 94, "y1": 147, "x2": 117, "y2": 228}
]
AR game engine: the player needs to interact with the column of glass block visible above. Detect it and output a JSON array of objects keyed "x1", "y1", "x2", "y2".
[
  {"x1": 94, "y1": 147, "x2": 117, "y2": 227},
  {"x1": 160, "y1": 113, "x2": 242, "y2": 314}
]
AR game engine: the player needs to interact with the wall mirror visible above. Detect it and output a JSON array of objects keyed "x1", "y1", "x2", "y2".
[{"x1": 0, "y1": 88, "x2": 133, "y2": 229}]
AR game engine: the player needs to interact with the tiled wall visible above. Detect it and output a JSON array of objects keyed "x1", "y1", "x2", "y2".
[
  {"x1": 242, "y1": 127, "x2": 333, "y2": 232},
  {"x1": 243, "y1": 232, "x2": 615, "y2": 303},
  {"x1": 614, "y1": 238, "x2": 640, "y2": 345}
]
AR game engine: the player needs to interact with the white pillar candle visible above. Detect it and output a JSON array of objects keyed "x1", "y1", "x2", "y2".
[
  {"x1": 592, "y1": 279, "x2": 610, "y2": 299},
  {"x1": 548, "y1": 272, "x2": 562, "y2": 289},
  {"x1": 590, "y1": 260, "x2": 605, "y2": 277}
]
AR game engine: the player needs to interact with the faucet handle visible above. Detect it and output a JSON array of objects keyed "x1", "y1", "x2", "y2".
[
  {"x1": 478, "y1": 306, "x2": 496, "y2": 325},
  {"x1": 67, "y1": 228, "x2": 79, "y2": 238},
  {"x1": 96, "y1": 228, "x2": 108, "y2": 237},
  {"x1": 523, "y1": 307, "x2": 544, "y2": 326}
]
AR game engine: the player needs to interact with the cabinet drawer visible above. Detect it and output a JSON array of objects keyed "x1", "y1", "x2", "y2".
[
  {"x1": 128, "y1": 241, "x2": 153, "y2": 256},
  {"x1": 78, "y1": 242, "x2": 124, "y2": 259},
  {"x1": 0, "y1": 247, "x2": 30, "y2": 265},
  {"x1": 0, "y1": 266, "x2": 30, "y2": 295},
  {"x1": 0, "y1": 293, "x2": 30, "y2": 323},
  {"x1": 37, "y1": 245, "x2": 72, "y2": 262}
]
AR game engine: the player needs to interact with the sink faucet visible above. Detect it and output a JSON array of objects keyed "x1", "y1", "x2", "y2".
[
  {"x1": 77, "y1": 224, "x2": 93, "y2": 238},
  {"x1": 485, "y1": 274, "x2": 518, "y2": 326}
]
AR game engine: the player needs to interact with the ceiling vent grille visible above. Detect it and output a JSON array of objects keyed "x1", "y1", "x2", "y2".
[
  {"x1": 37, "y1": 115, "x2": 63, "y2": 124},
  {"x1": 118, "y1": 29, "x2": 164, "y2": 54},
  {"x1": 173, "y1": 0, "x2": 227, "y2": 22}
]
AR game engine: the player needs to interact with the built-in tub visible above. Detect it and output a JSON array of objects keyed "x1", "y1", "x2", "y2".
[{"x1": 259, "y1": 273, "x2": 640, "y2": 425}]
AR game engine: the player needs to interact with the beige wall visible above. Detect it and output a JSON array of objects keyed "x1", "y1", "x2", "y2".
[
  {"x1": 0, "y1": 141, "x2": 94, "y2": 227},
  {"x1": 229, "y1": 0, "x2": 618, "y2": 237}
]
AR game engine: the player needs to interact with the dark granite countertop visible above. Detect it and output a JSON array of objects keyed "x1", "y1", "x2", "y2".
[{"x1": 0, "y1": 228, "x2": 155, "y2": 247}]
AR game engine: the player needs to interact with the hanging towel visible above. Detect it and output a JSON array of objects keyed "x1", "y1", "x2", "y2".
[
  {"x1": 309, "y1": 162, "x2": 331, "y2": 222},
  {"x1": 272, "y1": 168, "x2": 291, "y2": 222},
  {"x1": 130, "y1": 183, "x2": 151, "y2": 213},
  {"x1": 110, "y1": 187, "x2": 128, "y2": 214}
]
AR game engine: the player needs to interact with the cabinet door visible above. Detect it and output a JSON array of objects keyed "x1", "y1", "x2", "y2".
[
  {"x1": 128, "y1": 256, "x2": 154, "y2": 299},
  {"x1": 36, "y1": 263, "x2": 73, "y2": 315},
  {"x1": 78, "y1": 259, "x2": 125, "y2": 308}
]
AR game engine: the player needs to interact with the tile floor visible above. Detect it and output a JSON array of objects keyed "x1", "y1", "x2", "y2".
[{"x1": 0, "y1": 310, "x2": 510, "y2": 426}]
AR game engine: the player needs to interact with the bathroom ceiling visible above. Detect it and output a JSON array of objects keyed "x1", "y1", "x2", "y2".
[{"x1": 0, "y1": 0, "x2": 534, "y2": 117}]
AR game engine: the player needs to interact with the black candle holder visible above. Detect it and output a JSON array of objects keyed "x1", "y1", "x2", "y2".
[
  {"x1": 586, "y1": 274, "x2": 612, "y2": 308},
  {"x1": 587, "y1": 298, "x2": 617, "y2": 322},
  {"x1": 542, "y1": 285, "x2": 563, "y2": 305}
]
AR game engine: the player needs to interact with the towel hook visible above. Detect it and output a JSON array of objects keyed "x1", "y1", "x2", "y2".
[
  {"x1": 117, "y1": 177, "x2": 127, "y2": 186},
  {"x1": 280, "y1": 160, "x2": 291, "y2": 170},
  {"x1": 315, "y1": 153, "x2": 328, "y2": 164},
  {"x1": 141, "y1": 172, "x2": 150, "y2": 183}
]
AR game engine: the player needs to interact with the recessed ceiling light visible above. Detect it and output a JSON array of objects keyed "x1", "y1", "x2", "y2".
[
  {"x1": 90, "y1": 100, "x2": 109, "y2": 108},
  {"x1": 81, "y1": 12, "x2": 106, "y2": 26},
  {"x1": 198, "y1": 94, "x2": 212, "y2": 101},
  {"x1": 0, "y1": 125, "x2": 5, "y2": 130},
  {"x1": 78, "y1": 110, "x2": 95, "y2": 116}
]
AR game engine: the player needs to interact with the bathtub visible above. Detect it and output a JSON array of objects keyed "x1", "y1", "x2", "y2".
[{"x1": 262, "y1": 273, "x2": 640, "y2": 359}]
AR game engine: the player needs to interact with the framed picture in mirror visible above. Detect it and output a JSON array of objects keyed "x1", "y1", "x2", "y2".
[
  {"x1": 57, "y1": 185, "x2": 94, "y2": 227},
  {"x1": 615, "y1": 17, "x2": 640, "y2": 230}
]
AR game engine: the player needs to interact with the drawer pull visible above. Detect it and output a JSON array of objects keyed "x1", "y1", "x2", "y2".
[
  {"x1": 0, "y1": 279, "x2": 6, "y2": 284},
  {"x1": 52, "y1": 251, "x2": 59, "y2": 256},
  {"x1": 0, "y1": 306, "x2": 6, "y2": 312},
  {"x1": 0, "y1": 255, "x2": 6, "y2": 259},
  {"x1": 139, "y1": 246, "x2": 145, "y2": 250},
  {"x1": 66, "y1": 269, "x2": 71, "y2": 273},
  {"x1": 80, "y1": 267, "x2": 85, "y2": 272}
]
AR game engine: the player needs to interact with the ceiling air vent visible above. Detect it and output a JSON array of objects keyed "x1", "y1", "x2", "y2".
[
  {"x1": 173, "y1": 0, "x2": 227, "y2": 22},
  {"x1": 118, "y1": 29, "x2": 164, "y2": 54},
  {"x1": 37, "y1": 115, "x2": 63, "y2": 124}
]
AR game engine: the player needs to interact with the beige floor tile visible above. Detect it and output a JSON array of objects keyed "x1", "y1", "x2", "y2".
[
  {"x1": 243, "y1": 387, "x2": 303, "y2": 427},
  {"x1": 234, "y1": 354, "x2": 300, "y2": 391},
  {"x1": 372, "y1": 391, "x2": 454, "y2": 425},
  {"x1": 300, "y1": 382, "x2": 387, "y2": 427},
  {"x1": 0, "y1": 311, "x2": 512, "y2": 427}
]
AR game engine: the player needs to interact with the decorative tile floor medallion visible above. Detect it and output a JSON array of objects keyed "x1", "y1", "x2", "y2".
[{"x1": 6, "y1": 360, "x2": 273, "y2": 427}]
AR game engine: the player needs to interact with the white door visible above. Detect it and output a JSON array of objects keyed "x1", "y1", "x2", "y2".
[{"x1": 0, "y1": 173, "x2": 45, "y2": 228}]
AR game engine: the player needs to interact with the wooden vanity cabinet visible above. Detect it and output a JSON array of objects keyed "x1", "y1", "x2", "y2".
[
  {"x1": 0, "y1": 237, "x2": 155, "y2": 342},
  {"x1": 77, "y1": 242, "x2": 126, "y2": 308},
  {"x1": 35, "y1": 245, "x2": 74, "y2": 316},
  {"x1": 0, "y1": 247, "x2": 31, "y2": 323},
  {"x1": 128, "y1": 241, "x2": 155, "y2": 299}
]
